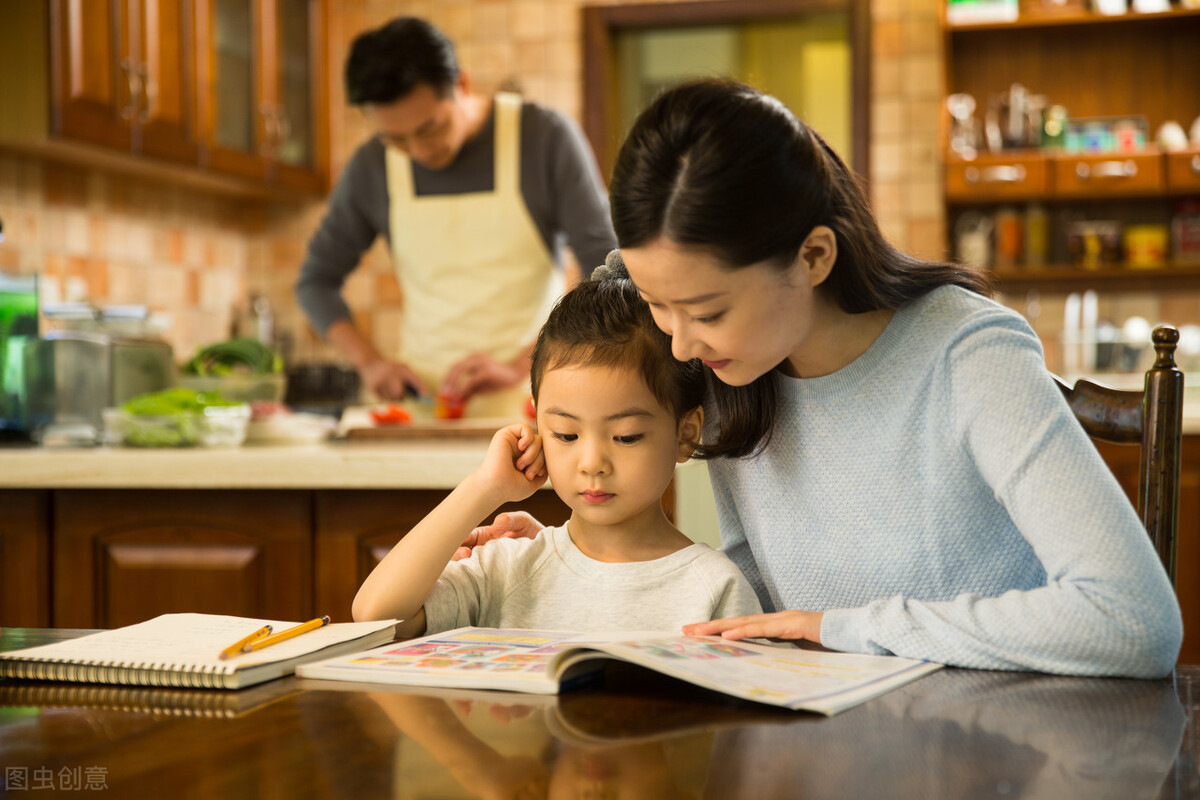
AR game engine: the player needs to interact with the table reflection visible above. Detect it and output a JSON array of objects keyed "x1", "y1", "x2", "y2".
[
  {"x1": 0, "y1": 662, "x2": 1190, "y2": 799},
  {"x1": 345, "y1": 666, "x2": 1185, "y2": 800}
]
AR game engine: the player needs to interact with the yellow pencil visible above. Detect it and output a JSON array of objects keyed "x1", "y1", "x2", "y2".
[
  {"x1": 218, "y1": 624, "x2": 273, "y2": 660},
  {"x1": 242, "y1": 615, "x2": 331, "y2": 653}
]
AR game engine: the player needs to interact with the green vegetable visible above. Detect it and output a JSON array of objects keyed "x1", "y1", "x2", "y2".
[
  {"x1": 121, "y1": 387, "x2": 240, "y2": 416},
  {"x1": 182, "y1": 338, "x2": 283, "y2": 376},
  {"x1": 118, "y1": 388, "x2": 242, "y2": 447},
  {"x1": 123, "y1": 415, "x2": 201, "y2": 447}
]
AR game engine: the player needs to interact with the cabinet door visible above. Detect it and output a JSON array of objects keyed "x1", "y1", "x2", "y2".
[
  {"x1": 195, "y1": 0, "x2": 268, "y2": 181},
  {"x1": 0, "y1": 490, "x2": 51, "y2": 627},
  {"x1": 1053, "y1": 153, "x2": 1165, "y2": 200},
  {"x1": 262, "y1": 0, "x2": 327, "y2": 192},
  {"x1": 195, "y1": 0, "x2": 326, "y2": 190},
  {"x1": 50, "y1": 0, "x2": 134, "y2": 150},
  {"x1": 131, "y1": 0, "x2": 198, "y2": 162},
  {"x1": 1167, "y1": 150, "x2": 1200, "y2": 194},
  {"x1": 315, "y1": 490, "x2": 571, "y2": 624},
  {"x1": 944, "y1": 153, "x2": 1049, "y2": 202},
  {"x1": 53, "y1": 490, "x2": 312, "y2": 628}
]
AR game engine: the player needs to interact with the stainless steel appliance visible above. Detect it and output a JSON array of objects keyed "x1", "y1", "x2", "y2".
[{"x1": 21, "y1": 304, "x2": 174, "y2": 446}]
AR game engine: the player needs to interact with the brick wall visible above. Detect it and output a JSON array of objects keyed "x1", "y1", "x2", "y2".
[{"x1": 1, "y1": 0, "x2": 1187, "y2": 373}]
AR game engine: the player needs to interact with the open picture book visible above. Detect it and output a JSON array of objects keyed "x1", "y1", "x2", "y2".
[
  {"x1": 0, "y1": 613, "x2": 399, "y2": 690},
  {"x1": 295, "y1": 626, "x2": 943, "y2": 716}
]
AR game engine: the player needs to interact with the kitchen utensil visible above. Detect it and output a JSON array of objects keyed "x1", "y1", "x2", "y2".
[
  {"x1": 946, "y1": 93, "x2": 980, "y2": 158},
  {"x1": 284, "y1": 363, "x2": 360, "y2": 418},
  {"x1": 955, "y1": 212, "x2": 994, "y2": 268},
  {"x1": 24, "y1": 331, "x2": 110, "y2": 446}
]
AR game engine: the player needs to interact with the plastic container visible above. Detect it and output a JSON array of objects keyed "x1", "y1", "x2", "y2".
[
  {"x1": 103, "y1": 404, "x2": 251, "y2": 448},
  {"x1": 176, "y1": 373, "x2": 286, "y2": 404}
]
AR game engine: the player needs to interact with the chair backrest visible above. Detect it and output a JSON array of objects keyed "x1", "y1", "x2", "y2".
[{"x1": 1054, "y1": 325, "x2": 1184, "y2": 585}]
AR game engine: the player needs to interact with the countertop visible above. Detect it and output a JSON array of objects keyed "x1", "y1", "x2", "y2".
[
  {"x1": 0, "y1": 439, "x2": 498, "y2": 489},
  {"x1": 4, "y1": 401, "x2": 1200, "y2": 491}
]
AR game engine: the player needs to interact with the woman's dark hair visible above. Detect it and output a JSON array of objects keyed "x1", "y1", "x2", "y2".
[
  {"x1": 609, "y1": 78, "x2": 992, "y2": 458},
  {"x1": 530, "y1": 277, "x2": 705, "y2": 427},
  {"x1": 345, "y1": 17, "x2": 459, "y2": 105}
]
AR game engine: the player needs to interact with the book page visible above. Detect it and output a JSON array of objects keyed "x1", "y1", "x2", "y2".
[
  {"x1": 300, "y1": 628, "x2": 600, "y2": 688},
  {"x1": 587, "y1": 636, "x2": 942, "y2": 713}
]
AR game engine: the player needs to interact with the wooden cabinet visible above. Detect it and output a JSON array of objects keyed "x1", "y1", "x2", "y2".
[
  {"x1": 0, "y1": 0, "x2": 326, "y2": 196},
  {"x1": 194, "y1": 0, "x2": 327, "y2": 192},
  {"x1": 1167, "y1": 150, "x2": 1200, "y2": 194},
  {"x1": 0, "y1": 490, "x2": 51, "y2": 628},
  {"x1": 3, "y1": 487, "x2": 569, "y2": 629},
  {"x1": 315, "y1": 490, "x2": 571, "y2": 624},
  {"x1": 942, "y1": 9, "x2": 1200, "y2": 292},
  {"x1": 52, "y1": 490, "x2": 313, "y2": 628},
  {"x1": 51, "y1": 0, "x2": 197, "y2": 163}
]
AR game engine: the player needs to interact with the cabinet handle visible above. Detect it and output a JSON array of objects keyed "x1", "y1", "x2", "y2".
[
  {"x1": 137, "y1": 64, "x2": 155, "y2": 125},
  {"x1": 258, "y1": 105, "x2": 278, "y2": 156},
  {"x1": 1075, "y1": 160, "x2": 1137, "y2": 180},
  {"x1": 274, "y1": 110, "x2": 291, "y2": 144},
  {"x1": 1191, "y1": 155, "x2": 1200, "y2": 176},
  {"x1": 964, "y1": 164, "x2": 1026, "y2": 184},
  {"x1": 118, "y1": 59, "x2": 141, "y2": 121}
]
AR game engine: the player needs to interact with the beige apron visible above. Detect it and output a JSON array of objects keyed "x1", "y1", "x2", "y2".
[{"x1": 385, "y1": 93, "x2": 560, "y2": 418}]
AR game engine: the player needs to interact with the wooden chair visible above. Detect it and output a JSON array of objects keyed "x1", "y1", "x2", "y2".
[{"x1": 1054, "y1": 325, "x2": 1184, "y2": 585}]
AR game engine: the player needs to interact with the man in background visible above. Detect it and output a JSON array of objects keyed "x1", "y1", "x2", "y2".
[{"x1": 296, "y1": 17, "x2": 616, "y2": 417}]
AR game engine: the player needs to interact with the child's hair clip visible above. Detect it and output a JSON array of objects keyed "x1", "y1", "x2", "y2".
[{"x1": 590, "y1": 249, "x2": 628, "y2": 282}]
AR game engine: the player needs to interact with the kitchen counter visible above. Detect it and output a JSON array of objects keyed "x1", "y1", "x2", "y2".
[
  {"x1": 0, "y1": 440, "x2": 498, "y2": 489},
  {"x1": 5, "y1": 401, "x2": 1200, "y2": 489}
]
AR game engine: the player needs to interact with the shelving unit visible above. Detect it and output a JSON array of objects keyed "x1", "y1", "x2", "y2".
[
  {"x1": 941, "y1": 6, "x2": 1200, "y2": 292},
  {"x1": 992, "y1": 262, "x2": 1200, "y2": 294}
]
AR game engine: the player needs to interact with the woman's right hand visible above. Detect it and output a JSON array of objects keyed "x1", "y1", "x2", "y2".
[{"x1": 453, "y1": 511, "x2": 546, "y2": 561}]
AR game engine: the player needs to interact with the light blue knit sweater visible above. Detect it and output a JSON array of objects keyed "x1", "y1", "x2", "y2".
[{"x1": 708, "y1": 285, "x2": 1182, "y2": 677}]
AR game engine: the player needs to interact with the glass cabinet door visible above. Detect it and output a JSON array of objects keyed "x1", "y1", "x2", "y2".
[
  {"x1": 275, "y1": 0, "x2": 312, "y2": 170},
  {"x1": 196, "y1": 0, "x2": 325, "y2": 190},
  {"x1": 211, "y1": 0, "x2": 254, "y2": 155}
]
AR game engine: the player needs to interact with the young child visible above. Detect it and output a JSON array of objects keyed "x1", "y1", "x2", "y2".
[{"x1": 352, "y1": 274, "x2": 762, "y2": 637}]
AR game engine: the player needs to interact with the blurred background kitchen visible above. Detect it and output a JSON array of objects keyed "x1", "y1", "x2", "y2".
[
  {"x1": 3, "y1": 0, "x2": 1195, "y2": 412},
  {"x1": 2, "y1": 0, "x2": 1199, "y2": 650}
]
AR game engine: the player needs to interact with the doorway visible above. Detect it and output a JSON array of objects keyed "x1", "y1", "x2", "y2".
[{"x1": 582, "y1": 0, "x2": 870, "y2": 182}]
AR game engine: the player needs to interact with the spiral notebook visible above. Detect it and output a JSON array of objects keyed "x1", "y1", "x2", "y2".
[{"x1": 0, "y1": 613, "x2": 399, "y2": 690}]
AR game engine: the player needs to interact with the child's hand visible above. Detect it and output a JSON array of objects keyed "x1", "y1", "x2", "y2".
[{"x1": 475, "y1": 423, "x2": 547, "y2": 504}]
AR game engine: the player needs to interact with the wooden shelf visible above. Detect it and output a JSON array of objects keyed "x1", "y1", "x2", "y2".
[
  {"x1": 993, "y1": 262, "x2": 1200, "y2": 293},
  {"x1": 947, "y1": 6, "x2": 1200, "y2": 32}
]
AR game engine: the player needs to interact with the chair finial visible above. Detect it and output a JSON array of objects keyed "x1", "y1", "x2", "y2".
[{"x1": 1152, "y1": 325, "x2": 1180, "y2": 370}]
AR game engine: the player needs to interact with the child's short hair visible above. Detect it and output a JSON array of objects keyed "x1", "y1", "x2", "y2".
[{"x1": 530, "y1": 276, "x2": 705, "y2": 422}]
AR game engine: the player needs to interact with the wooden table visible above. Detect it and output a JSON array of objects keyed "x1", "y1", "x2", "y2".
[{"x1": 0, "y1": 628, "x2": 1196, "y2": 798}]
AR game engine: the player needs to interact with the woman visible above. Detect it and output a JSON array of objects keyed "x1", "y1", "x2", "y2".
[{"x1": 472, "y1": 79, "x2": 1180, "y2": 678}]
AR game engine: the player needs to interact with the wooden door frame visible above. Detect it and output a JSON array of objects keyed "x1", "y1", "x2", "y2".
[{"x1": 581, "y1": 0, "x2": 871, "y2": 183}]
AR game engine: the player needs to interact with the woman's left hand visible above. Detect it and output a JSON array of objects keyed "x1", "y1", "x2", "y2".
[{"x1": 682, "y1": 610, "x2": 824, "y2": 644}]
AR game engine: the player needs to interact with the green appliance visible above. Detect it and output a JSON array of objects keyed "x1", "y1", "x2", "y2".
[{"x1": 0, "y1": 271, "x2": 38, "y2": 441}]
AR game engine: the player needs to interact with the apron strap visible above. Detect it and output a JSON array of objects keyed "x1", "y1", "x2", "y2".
[{"x1": 494, "y1": 93, "x2": 521, "y2": 196}]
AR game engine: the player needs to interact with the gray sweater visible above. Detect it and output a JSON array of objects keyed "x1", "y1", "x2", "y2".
[
  {"x1": 295, "y1": 99, "x2": 617, "y2": 335},
  {"x1": 711, "y1": 285, "x2": 1181, "y2": 677}
]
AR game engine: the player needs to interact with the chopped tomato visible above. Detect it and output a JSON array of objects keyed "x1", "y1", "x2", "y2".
[
  {"x1": 523, "y1": 395, "x2": 536, "y2": 420},
  {"x1": 435, "y1": 392, "x2": 465, "y2": 420},
  {"x1": 369, "y1": 404, "x2": 412, "y2": 425}
]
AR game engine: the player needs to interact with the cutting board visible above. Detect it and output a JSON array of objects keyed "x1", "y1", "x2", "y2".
[{"x1": 338, "y1": 408, "x2": 523, "y2": 440}]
